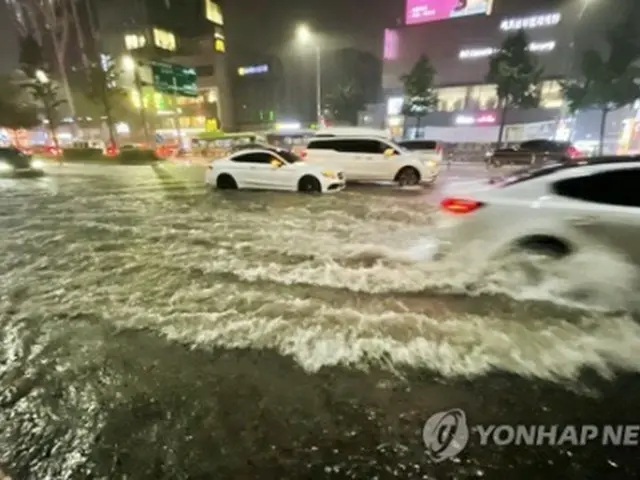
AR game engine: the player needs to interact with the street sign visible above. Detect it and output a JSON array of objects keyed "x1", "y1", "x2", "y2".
[{"x1": 150, "y1": 61, "x2": 197, "y2": 97}]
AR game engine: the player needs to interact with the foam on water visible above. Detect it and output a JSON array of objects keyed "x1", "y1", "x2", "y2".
[{"x1": 1, "y1": 166, "x2": 640, "y2": 390}]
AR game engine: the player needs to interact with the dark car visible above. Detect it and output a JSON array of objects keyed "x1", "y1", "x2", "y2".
[
  {"x1": 0, "y1": 147, "x2": 45, "y2": 176},
  {"x1": 486, "y1": 139, "x2": 582, "y2": 167}
]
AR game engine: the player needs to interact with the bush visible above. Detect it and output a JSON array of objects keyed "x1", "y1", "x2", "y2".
[
  {"x1": 63, "y1": 148, "x2": 104, "y2": 161},
  {"x1": 117, "y1": 149, "x2": 161, "y2": 164}
]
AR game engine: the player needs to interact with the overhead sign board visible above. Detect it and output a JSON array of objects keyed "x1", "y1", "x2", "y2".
[
  {"x1": 405, "y1": 0, "x2": 493, "y2": 26},
  {"x1": 151, "y1": 61, "x2": 198, "y2": 97}
]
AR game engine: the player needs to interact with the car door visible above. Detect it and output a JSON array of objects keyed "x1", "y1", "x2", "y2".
[
  {"x1": 551, "y1": 167, "x2": 640, "y2": 264},
  {"x1": 339, "y1": 139, "x2": 388, "y2": 181},
  {"x1": 230, "y1": 151, "x2": 276, "y2": 189}
]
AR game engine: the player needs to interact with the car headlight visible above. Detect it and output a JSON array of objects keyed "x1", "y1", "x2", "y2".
[
  {"x1": 31, "y1": 159, "x2": 45, "y2": 169},
  {"x1": 0, "y1": 161, "x2": 11, "y2": 172},
  {"x1": 322, "y1": 170, "x2": 337, "y2": 179}
]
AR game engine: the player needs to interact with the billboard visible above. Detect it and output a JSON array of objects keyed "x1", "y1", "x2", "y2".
[{"x1": 405, "y1": 0, "x2": 493, "y2": 25}]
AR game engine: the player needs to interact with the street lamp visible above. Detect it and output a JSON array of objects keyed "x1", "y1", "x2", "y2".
[
  {"x1": 35, "y1": 69, "x2": 49, "y2": 83},
  {"x1": 554, "y1": 0, "x2": 596, "y2": 139},
  {"x1": 122, "y1": 54, "x2": 151, "y2": 145},
  {"x1": 296, "y1": 24, "x2": 322, "y2": 126}
]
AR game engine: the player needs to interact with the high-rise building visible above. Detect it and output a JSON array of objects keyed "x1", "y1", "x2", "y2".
[
  {"x1": 91, "y1": 0, "x2": 232, "y2": 133},
  {"x1": 379, "y1": 0, "x2": 629, "y2": 151}
]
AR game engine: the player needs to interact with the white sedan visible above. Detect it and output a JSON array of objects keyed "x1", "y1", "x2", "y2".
[{"x1": 205, "y1": 147, "x2": 345, "y2": 193}]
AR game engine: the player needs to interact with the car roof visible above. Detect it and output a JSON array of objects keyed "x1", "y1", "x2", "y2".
[{"x1": 497, "y1": 156, "x2": 640, "y2": 185}]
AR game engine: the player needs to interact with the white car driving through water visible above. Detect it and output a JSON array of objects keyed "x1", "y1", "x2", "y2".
[
  {"x1": 432, "y1": 157, "x2": 640, "y2": 265},
  {"x1": 205, "y1": 146, "x2": 345, "y2": 193},
  {"x1": 301, "y1": 129, "x2": 439, "y2": 186}
]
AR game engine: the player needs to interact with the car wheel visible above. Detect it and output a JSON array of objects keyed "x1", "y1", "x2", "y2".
[
  {"x1": 216, "y1": 174, "x2": 237, "y2": 189},
  {"x1": 298, "y1": 175, "x2": 322, "y2": 193},
  {"x1": 513, "y1": 235, "x2": 572, "y2": 259},
  {"x1": 395, "y1": 166, "x2": 420, "y2": 186}
]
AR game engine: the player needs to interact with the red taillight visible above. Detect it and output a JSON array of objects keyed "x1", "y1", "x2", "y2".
[
  {"x1": 567, "y1": 145, "x2": 581, "y2": 159},
  {"x1": 300, "y1": 150, "x2": 307, "y2": 158},
  {"x1": 436, "y1": 143, "x2": 443, "y2": 155},
  {"x1": 440, "y1": 197, "x2": 484, "y2": 215}
]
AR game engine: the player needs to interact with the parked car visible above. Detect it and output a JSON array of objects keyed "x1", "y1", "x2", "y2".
[
  {"x1": 432, "y1": 156, "x2": 640, "y2": 265},
  {"x1": 0, "y1": 147, "x2": 45, "y2": 176},
  {"x1": 205, "y1": 146, "x2": 345, "y2": 193},
  {"x1": 302, "y1": 136, "x2": 439, "y2": 186},
  {"x1": 486, "y1": 139, "x2": 582, "y2": 167}
]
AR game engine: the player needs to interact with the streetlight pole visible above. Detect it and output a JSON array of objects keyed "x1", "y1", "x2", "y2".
[
  {"x1": 296, "y1": 24, "x2": 323, "y2": 126},
  {"x1": 554, "y1": 0, "x2": 593, "y2": 139},
  {"x1": 172, "y1": 76, "x2": 183, "y2": 148},
  {"x1": 314, "y1": 45, "x2": 321, "y2": 126}
]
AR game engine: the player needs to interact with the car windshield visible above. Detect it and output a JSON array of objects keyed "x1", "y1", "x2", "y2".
[{"x1": 274, "y1": 149, "x2": 304, "y2": 163}]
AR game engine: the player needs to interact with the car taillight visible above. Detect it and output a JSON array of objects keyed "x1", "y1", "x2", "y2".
[
  {"x1": 300, "y1": 150, "x2": 307, "y2": 158},
  {"x1": 440, "y1": 197, "x2": 484, "y2": 215},
  {"x1": 436, "y1": 143, "x2": 443, "y2": 155},
  {"x1": 567, "y1": 145, "x2": 581, "y2": 159}
]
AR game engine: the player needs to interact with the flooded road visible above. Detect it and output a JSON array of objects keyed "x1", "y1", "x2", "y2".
[{"x1": 1, "y1": 162, "x2": 639, "y2": 478}]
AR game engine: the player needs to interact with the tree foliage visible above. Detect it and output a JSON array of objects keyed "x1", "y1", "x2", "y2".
[
  {"x1": 0, "y1": 76, "x2": 40, "y2": 130},
  {"x1": 84, "y1": 57, "x2": 133, "y2": 145},
  {"x1": 324, "y1": 80, "x2": 365, "y2": 125},
  {"x1": 562, "y1": 6, "x2": 640, "y2": 154},
  {"x1": 400, "y1": 55, "x2": 439, "y2": 133},
  {"x1": 487, "y1": 31, "x2": 542, "y2": 109},
  {"x1": 24, "y1": 76, "x2": 67, "y2": 148}
]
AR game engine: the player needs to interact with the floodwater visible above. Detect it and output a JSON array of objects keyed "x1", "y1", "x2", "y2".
[{"x1": 0, "y1": 163, "x2": 639, "y2": 479}]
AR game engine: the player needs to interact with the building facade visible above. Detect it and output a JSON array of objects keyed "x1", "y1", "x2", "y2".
[
  {"x1": 379, "y1": 0, "x2": 631, "y2": 151},
  {"x1": 230, "y1": 54, "x2": 284, "y2": 131},
  {"x1": 92, "y1": 0, "x2": 232, "y2": 136}
]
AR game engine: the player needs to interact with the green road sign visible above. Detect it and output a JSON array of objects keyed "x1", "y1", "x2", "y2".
[{"x1": 151, "y1": 61, "x2": 197, "y2": 97}]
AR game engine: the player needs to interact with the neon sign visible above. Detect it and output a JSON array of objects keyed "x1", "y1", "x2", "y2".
[
  {"x1": 237, "y1": 64, "x2": 268, "y2": 76},
  {"x1": 459, "y1": 41, "x2": 556, "y2": 59},
  {"x1": 405, "y1": 0, "x2": 493, "y2": 26},
  {"x1": 454, "y1": 113, "x2": 497, "y2": 126},
  {"x1": 500, "y1": 13, "x2": 561, "y2": 31}
]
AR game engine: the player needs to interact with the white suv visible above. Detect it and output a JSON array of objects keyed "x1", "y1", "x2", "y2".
[{"x1": 301, "y1": 136, "x2": 439, "y2": 186}]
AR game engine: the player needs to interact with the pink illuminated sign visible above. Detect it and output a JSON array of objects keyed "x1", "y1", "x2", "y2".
[
  {"x1": 383, "y1": 29, "x2": 399, "y2": 60},
  {"x1": 454, "y1": 112, "x2": 497, "y2": 126},
  {"x1": 405, "y1": 0, "x2": 493, "y2": 25}
]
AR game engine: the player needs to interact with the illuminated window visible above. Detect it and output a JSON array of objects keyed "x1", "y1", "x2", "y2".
[
  {"x1": 153, "y1": 28, "x2": 176, "y2": 51},
  {"x1": 205, "y1": 0, "x2": 223, "y2": 25},
  {"x1": 214, "y1": 38, "x2": 225, "y2": 52},
  {"x1": 124, "y1": 33, "x2": 146, "y2": 50},
  {"x1": 540, "y1": 80, "x2": 563, "y2": 108},
  {"x1": 468, "y1": 84, "x2": 498, "y2": 110},
  {"x1": 436, "y1": 87, "x2": 468, "y2": 112}
]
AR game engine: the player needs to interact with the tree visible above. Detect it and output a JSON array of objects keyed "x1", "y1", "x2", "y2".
[
  {"x1": 324, "y1": 80, "x2": 365, "y2": 125},
  {"x1": 24, "y1": 76, "x2": 67, "y2": 150},
  {"x1": 486, "y1": 30, "x2": 542, "y2": 147},
  {"x1": 18, "y1": 0, "x2": 77, "y2": 121},
  {"x1": 562, "y1": 10, "x2": 640, "y2": 155},
  {"x1": 400, "y1": 55, "x2": 438, "y2": 138},
  {"x1": 0, "y1": 76, "x2": 40, "y2": 133},
  {"x1": 83, "y1": 57, "x2": 128, "y2": 146}
]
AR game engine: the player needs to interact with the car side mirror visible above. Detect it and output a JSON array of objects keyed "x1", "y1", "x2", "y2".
[{"x1": 383, "y1": 148, "x2": 395, "y2": 157}]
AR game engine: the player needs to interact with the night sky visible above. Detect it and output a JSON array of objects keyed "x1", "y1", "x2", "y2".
[{"x1": 224, "y1": 0, "x2": 401, "y2": 56}]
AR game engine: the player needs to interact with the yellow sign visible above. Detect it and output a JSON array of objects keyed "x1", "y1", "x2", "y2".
[{"x1": 205, "y1": 118, "x2": 219, "y2": 132}]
